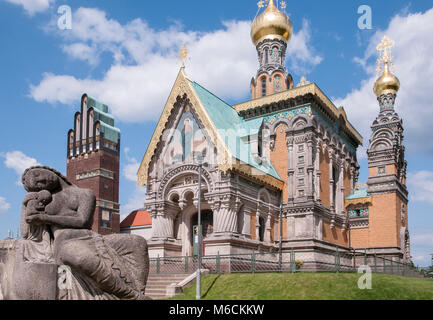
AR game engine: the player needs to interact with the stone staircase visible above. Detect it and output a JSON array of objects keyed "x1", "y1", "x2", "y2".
[{"x1": 145, "y1": 273, "x2": 192, "y2": 299}]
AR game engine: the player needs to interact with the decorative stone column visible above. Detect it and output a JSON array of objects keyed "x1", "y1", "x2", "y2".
[
  {"x1": 255, "y1": 210, "x2": 261, "y2": 241},
  {"x1": 338, "y1": 159, "x2": 345, "y2": 216},
  {"x1": 264, "y1": 214, "x2": 272, "y2": 243},
  {"x1": 213, "y1": 195, "x2": 239, "y2": 234},
  {"x1": 314, "y1": 140, "x2": 321, "y2": 202},
  {"x1": 286, "y1": 135, "x2": 294, "y2": 202},
  {"x1": 328, "y1": 148, "x2": 335, "y2": 213},
  {"x1": 149, "y1": 202, "x2": 178, "y2": 240},
  {"x1": 241, "y1": 208, "x2": 252, "y2": 238},
  {"x1": 307, "y1": 138, "x2": 314, "y2": 200}
]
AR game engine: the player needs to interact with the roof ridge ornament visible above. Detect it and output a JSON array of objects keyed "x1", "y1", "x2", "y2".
[{"x1": 179, "y1": 44, "x2": 188, "y2": 69}]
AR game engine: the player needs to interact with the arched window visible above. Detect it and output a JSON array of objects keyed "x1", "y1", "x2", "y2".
[
  {"x1": 261, "y1": 76, "x2": 267, "y2": 97},
  {"x1": 88, "y1": 110, "x2": 94, "y2": 138},
  {"x1": 264, "y1": 48, "x2": 268, "y2": 64},
  {"x1": 332, "y1": 165, "x2": 339, "y2": 209},
  {"x1": 270, "y1": 47, "x2": 279, "y2": 63},
  {"x1": 75, "y1": 115, "x2": 81, "y2": 142},
  {"x1": 182, "y1": 118, "x2": 192, "y2": 161},
  {"x1": 258, "y1": 129, "x2": 263, "y2": 158},
  {"x1": 259, "y1": 216, "x2": 265, "y2": 242},
  {"x1": 274, "y1": 75, "x2": 282, "y2": 93}
]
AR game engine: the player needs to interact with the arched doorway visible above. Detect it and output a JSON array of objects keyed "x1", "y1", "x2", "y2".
[{"x1": 190, "y1": 210, "x2": 213, "y2": 256}]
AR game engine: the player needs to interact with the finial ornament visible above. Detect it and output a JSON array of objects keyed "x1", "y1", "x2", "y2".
[
  {"x1": 281, "y1": 1, "x2": 287, "y2": 10},
  {"x1": 373, "y1": 36, "x2": 400, "y2": 98},
  {"x1": 179, "y1": 44, "x2": 188, "y2": 68},
  {"x1": 297, "y1": 76, "x2": 310, "y2": 87},
  {"x1": 376, "y1": 36, "x2": 395, "y2": 75}
]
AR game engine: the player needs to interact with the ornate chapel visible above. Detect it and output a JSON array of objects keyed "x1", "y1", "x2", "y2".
[{"x1": 134, "y1": 0, "x2": 409, "y2": 262}]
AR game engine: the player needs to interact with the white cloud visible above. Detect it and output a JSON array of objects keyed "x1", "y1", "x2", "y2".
[
  {"x1": 286, "y1": 19, "x2": 323, "y2": 75},
  {"x1": 122, "y1": 147, "x2": 140, "y2": 183},
  {"x1": 2, "y1": 151, "x2": 40, "y2": 184},
  {"x1": 30, "y1": 7, "x2": 322, "y2": 123},
  {"x1": 121, "y1": 186, "x2": 147, "y2": 221},
  {"x1": 412, "y1": 233, "x2": 433, "y2": 246},
  {"x1": 0, "y1": 197, "x2": 11, "y2": 214},
  {"x1": 4, "y1": 0, "x2": 54, "y2": 15},
  {"x1": 62, "y1": 43, "x2": 99, "y2": 65},
  {"x1": 407, "y1": 171, "x2": 433, "y2": 204},
  {"x1": 335, "y1": 8, "x2": 433, "y2": 154}
]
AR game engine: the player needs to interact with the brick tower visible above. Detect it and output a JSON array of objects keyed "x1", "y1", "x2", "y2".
[
  {"x1": 66, "y1": 94, "x2": 121, "y2": 235},
  {"x1": 347, "y1": 36, "x2": 409, "y2": 261}
]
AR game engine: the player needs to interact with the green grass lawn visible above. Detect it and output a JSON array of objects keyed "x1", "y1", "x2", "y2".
[{"x1": 170, "y1": 273, "x2": 433, "y2": 300}]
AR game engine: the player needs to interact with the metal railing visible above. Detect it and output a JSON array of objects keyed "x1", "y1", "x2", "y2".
[{"x1": 149, "y1": 249, "x2": 422, "y2": 278}]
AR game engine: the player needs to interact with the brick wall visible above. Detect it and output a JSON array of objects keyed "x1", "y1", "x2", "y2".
[
  {"x1": 67, "y1": 150, "x2": 120, "y2": 235},
  {"x1": 270, "y1": 124, "x2": 289, "y2": 200},
  {"x1": 322, "y1": 221, "x2": 349, "y2": 246}
]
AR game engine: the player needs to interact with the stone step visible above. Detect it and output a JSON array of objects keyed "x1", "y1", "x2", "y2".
[
  {"x1": 148, "y1": 295, "x2": 167, "y2": 300},
  {"x1": 145, "y1": 273, "x2": 193, "y2": 300},
  {"x1": 146, "y1": 288, "x2": 166, "y2": 293},
  {"x1": 146, "y1": 282, "x2": 178, "y2": 287},
  {"x1": 147, "y1": 279, "x2": 185, "y2": 284},
  {"x1": 148, "y1": 274, "x2": 190, "y2": 278}
]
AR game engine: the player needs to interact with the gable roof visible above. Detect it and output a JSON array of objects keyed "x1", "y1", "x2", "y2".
[
  {"x1": 189, "y1": 81, "x2": 280, "y2": 181},
  {"x1": 137, "y1": 68, "x2": 283, "y2": 190},
  {"x1": 120, "y1": 210, "x2": 152, "y2": 228}
]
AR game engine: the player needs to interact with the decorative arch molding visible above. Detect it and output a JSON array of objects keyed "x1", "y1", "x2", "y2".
[
  {"x1": 159, "y1": 164, "x2": 214, "y2": 199},
  {"x1": 269, "y1": 118, "x2": 290, "y2": 134},
  {"x1": 371, "y1": 127, "x2": 394, "y2": 142},
  {"x1": 257, "y1": 187, "x2": 271, "y2": 203},
  {"x1": 369, "y1": 138, "x2": 393, "y2": 152}
]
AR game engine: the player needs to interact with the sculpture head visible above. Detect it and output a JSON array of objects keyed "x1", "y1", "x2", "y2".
[{"x1": 22, "y1": 166, "x2": 70, "y2": 192}]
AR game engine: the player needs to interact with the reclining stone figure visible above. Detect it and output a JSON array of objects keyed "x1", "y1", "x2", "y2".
[{"x1": 0, "y1": 166, "x2": 149, "y2": 300}]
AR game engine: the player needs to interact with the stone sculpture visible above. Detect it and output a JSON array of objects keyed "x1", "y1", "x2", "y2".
[{"x1": 0, "y1": 166, "x2": 149, "y2": 300}]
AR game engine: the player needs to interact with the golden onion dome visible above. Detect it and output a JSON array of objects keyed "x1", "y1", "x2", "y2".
[
  {"x1": 373, "y1": 62, "x2": 400, "y2": 96},
  {"x1": 251, "y1": 0, "x2": 293, "y2": 46}
]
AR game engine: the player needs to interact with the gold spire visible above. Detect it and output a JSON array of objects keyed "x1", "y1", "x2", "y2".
[
  {"x1": 251, "y1": 0, "x2": 293, "y2": 46},
  {"x1": 179, "y1": 44, "x2": 188, "y2": 68},
  {"x1": 374, "y1": 36, "x2": 400, "y2": 96}
]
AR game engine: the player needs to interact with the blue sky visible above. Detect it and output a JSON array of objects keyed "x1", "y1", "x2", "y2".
[{"x1": 0, "y1": 0, "x2": 432, "y2": 266}]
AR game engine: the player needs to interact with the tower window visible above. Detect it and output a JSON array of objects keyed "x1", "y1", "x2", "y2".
[
  {"x1": 261, "y1": 76, "x2": 267, "y2": 97},
  {"x1": 298, "y1": 155, "x2": 304, "y2": 163},
  {"x1": 274, "y1": 75, "x2": 282, "y2": 93},
  {"x1": 378, "y1": 166, "x2": 386, "y2": 175}
]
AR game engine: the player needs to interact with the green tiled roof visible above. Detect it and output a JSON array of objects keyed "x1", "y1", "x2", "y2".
[
  {"x1": 346, "y1": 188, "x2": 370, "y2": 200},
  {"x1": 87, "y1": 95, "x2": 109, "y2": 113},
  {"x1": 189, "y1": 81, "x2": 281, "y2": 181},
  {"x1": 87, "y1": 95, "x2": 120, "y2": 144}
]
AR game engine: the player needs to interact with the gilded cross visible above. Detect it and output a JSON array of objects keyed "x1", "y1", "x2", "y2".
[
  {"x1": 376, "y1": 36, "x2": 395, "y2": 74},
  {"x1": 257, "y1": 0, "x2": 265, "y2": 8},
  {"x1": 179, "y1": 44, "x2": 188, "y2": 68},
  {"x1": 281, "y1": 1, "x2": 287, "y2": 10}
]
